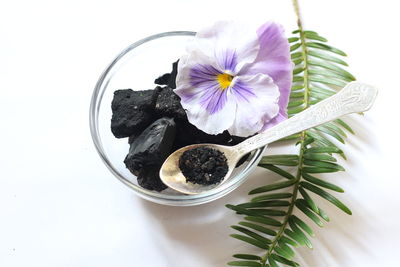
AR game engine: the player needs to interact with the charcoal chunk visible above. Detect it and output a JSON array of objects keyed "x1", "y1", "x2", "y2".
[
  {"x1": 137, "y1": 167, "x2": 167, "y2": 192},
  {"x1": 154, "y1": 73, "x2": 171, "y2": 87},
  {"x1": 155, "y1": 86, "x2": 186, "y2": 119},
  {"x1": 173, "y1": 119, "x2": 232, "y2": 149},
  {"x1": 111, "y1": 89, "x2": 158, "y2": 138},
  {"x1": 124, "y1": 117, "x2": 176, "y2": 176},
  {"x1": 154, "y1": 60, "x2": 178, "y2": 89},
  {"x1": 169, "y1": 61, "x2": 178, "y2": 88},
  {"x1": 128, "y1": 133, "x2": 138, "y2": 144}
]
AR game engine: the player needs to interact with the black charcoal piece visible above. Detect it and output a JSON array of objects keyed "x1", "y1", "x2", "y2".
[
  {"x1": 111, "y1": 89, "x2": 158, "y2": 138},
  {"x1": 168, "y1": 61, "x2": 178, "y2": 88},
  {"x1": 173, "y1": 120, "x2": 232, "y2": 149},
  {"x1": 154, "y1": 73, "x2": 171, "y2": 87},
  {"x1": 154, "y1": 60, "x2": 178, "y2": 89},
  {"x1": 124, "y1": 117, "x2": 176, "y2": 176},
  {"x1": 136, "y1": 167, "x2": 167, "y2": 192},
  {"x1": 128, "y1": 133, "x2": 138, "y2": 144},
  {"x1": 155, "y1": 86, "x2": 186, "y2": 119},
  {"x1": 179, "y1": 147, "x2": 229, "y2": 185}
]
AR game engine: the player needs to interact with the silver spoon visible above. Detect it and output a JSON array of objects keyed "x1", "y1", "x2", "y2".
[{"x1": 160, "y1": 82, "x2": 378, "y2": 195}]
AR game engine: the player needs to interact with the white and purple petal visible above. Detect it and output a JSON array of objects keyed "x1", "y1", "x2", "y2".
[
  {"x1": 240, "y1": 22, "x2": 293, "y2": 130},
  {"x1": 175, "y1": 50, "x2": 221, "y2": 102},
  {"x1": 189, "y1": 21, "x2": 260, "y2": 74},
  {"x1": 228, "y1": 73, "x2": 280, "y2": 136},
  {"x1": 175, "y1": 51, "x2": 235, "y2": 134},
  {"x1": 182, "y1": 89, "x2": 236, "y2": 135}
]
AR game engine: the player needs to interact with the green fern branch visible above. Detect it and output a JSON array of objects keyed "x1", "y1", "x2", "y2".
[{"x1": 226, "y1": 5, "x2": 357, "y2": 267}]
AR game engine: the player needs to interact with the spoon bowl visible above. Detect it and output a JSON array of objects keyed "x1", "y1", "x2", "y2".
[
  {"x1": 160, "y1": 82, "x2": 378, "y2": 195},
  {"x1": 160, "y1": 143, "x2": 244, "y2": 194}
]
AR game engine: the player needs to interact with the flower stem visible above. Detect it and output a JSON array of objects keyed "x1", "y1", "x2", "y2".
[{"x1": 292, "y1": 0, "x2": 303, "y2": 30}]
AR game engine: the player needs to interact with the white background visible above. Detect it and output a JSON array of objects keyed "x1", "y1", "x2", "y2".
[{"x1": 1, "y1": 0, "x2": 399, "y2": 266}]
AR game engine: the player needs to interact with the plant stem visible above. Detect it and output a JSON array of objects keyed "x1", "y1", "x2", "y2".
[
  {"x1": 292, "y1": 0, "x2": 303, "y2": 30},
  {"x1": 261, "y1": 0, "x2": 310, "y2": 264}
]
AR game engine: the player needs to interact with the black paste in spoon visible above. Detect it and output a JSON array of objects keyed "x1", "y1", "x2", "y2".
[{"x1": 179, "y1": 147, "x2": 228, "y2": 185}]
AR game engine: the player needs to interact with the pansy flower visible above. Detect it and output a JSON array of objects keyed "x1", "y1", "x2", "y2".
[{"x1": 174, "y1": 21, "x2": 293, "y2": 137}]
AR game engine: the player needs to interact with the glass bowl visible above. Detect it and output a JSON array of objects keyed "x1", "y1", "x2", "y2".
[{"x1": 89, "y1": 31, "x2": 265, "y2": 206}]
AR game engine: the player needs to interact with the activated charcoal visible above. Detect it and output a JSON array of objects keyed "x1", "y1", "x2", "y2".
[
  {"x1": 154, "y1": 73, "x2": 171, "y2": 87},
  {"x1": 173, "y1": 120, "x2": 232, "y2": 149},
  {"x1": 154, "y1": 60, "x2": 178, "y2": 89},
  {"x1": 111, "y1": 89, "x2": 159, "y2": 138},
  {"x1": 179, "y1": 147, "x2": 229, "y2": 185},
  {"x1": 111, "y1": 61, "x2": 256, "y2": 191},
  {"x1": 169, "y1": 61, "x2": 178, "y2": 88},
  {"x1": 155, "y1": 86, "x2": 186, "y2": 119},
  {"x1": 124, "y1": 117, "x2": 176, "y2": 176},
  {"x1": 128, "y1": 133, "x2": 138, "y2": 145},
  {"x1": 136, "y1": 167, "x2": 167, "y2": 192}
]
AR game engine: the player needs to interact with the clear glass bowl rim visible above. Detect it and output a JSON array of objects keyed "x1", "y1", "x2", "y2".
[{"x1": 89, "y1": 31, "x2": 265, "y2": 206}]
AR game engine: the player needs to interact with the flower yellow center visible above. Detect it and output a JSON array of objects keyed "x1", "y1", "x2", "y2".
[{"x1": 216, "y1": 73, "x2": 233, "y2": 90}]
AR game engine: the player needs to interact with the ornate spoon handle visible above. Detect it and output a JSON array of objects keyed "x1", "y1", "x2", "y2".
[{"x1": 236, "y1": 82, "x2": 378, "y2": 155}]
